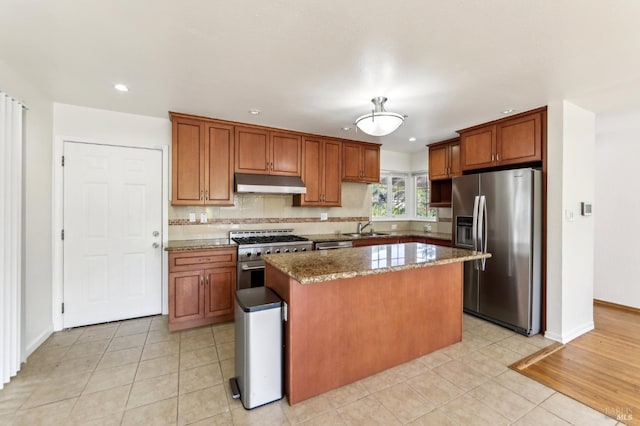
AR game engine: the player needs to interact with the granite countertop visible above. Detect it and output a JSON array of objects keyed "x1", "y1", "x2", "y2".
[
  {"x1": 165, "y1": 239, "x2": 236, "y2": 251},
  {"x1": 263, "y1": 242, "x2": 490, "y2": 284},
  {"x1": 303, "y1": 231, "x2": 452, "y2": 243}
]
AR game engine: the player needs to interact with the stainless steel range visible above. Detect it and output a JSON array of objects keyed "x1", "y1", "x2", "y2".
[{"x1": 231, "y1": 229, "x2": 313, "y2": 290}]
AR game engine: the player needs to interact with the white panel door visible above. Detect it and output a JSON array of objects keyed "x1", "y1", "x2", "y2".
[{"x1": 63, "y1": 142, "x2": 162, "y2": 328}]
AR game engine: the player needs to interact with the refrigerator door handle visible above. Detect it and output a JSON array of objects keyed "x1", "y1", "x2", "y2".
[
  {"x1": 472, "y1": 195, "x2": 480, "y2": 270},
  {"x1": 479, "y1": 195, "x2": 488, "y2": 270}
]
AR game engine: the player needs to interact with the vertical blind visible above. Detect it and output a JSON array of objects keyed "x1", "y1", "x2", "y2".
[{"x1": 0, "y1": 92, "x2": 23, "y2": 389}]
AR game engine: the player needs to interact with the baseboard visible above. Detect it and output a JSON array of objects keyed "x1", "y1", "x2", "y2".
[
  {"x1": 594, "y1": 299, "x2": 640, "y2": 314},
  {"x1": 25, "y1": 326, "x2": 53, "y2": 358},
  {"x1": 544, "y1": 321, "x2": 594, "y2": 344}
]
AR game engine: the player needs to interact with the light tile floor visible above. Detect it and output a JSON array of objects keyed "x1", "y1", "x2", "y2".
[{"x1": 0, "y1": 314, "x2": 622, "y2": 425}]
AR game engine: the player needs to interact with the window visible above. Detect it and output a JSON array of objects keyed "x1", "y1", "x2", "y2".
[
  {"x1": 372, "y1": 171, "x2": 436, "y2": 220},
  {"x1": 414, "y1": 173, "x2": 437, "y2": 221},
  {"x1": 372, "y1": 173, "x2": 407, "y2": 218}
]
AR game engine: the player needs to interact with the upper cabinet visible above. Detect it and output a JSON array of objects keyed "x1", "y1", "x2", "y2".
[
  {"x1": 428, "y1": 138, "x2": 461, "y2": 181},
  {"x1": 235, "y1": 127, "x2": 301, "y2": 176},
  {"x1": 459, "y1": 108, "x2": 545, "y2": 171},
  {"x1": 342, "y1": 142, "x2": 380, "y2": 183},
  {"x1": 293, "y1": 137, "x2": 342, "y2": 207},
  {"x1": 171, "y1": 114, "x2": 234, "y2": 206}
]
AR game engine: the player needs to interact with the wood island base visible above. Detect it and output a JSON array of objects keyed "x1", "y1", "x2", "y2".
[{"x1": 266, "y1": 261, "x2": 463, "y2": 405}]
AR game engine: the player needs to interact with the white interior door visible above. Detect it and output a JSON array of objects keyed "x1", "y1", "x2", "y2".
[{"x1": 63, "y1": 142, "x2": 162, "y2": 328}]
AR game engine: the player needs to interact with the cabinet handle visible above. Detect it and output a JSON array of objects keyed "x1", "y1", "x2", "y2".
[
  {"x1": 270, "y1": 162, "x2": 274, "y2": 170},
  {"x1": 200, "y1": 190, "x2": 203, "y2": 200},
  {"x1": 496, "y1": 153, "x2": 500, "y2": 161},
  {"x1": 205, "y1": 276, "x2": 209, "y2": 286},
  {"x1": 200, "y1": 276, "x2": 204, "y2": 286},
  {"x1": 205, "y1": 190, "x2": 209, "y2": 201},
  {"x1": 491, "y1": 153, "x2": 495, "y2": 161}
]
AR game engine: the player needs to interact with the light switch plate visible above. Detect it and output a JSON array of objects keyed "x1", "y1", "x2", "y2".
[{"x1": 581, "y1": 202, "x2": 592, "y2": 216}]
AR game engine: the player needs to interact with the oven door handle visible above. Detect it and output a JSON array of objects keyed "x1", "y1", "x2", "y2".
[{"x1": 241, "y1": 264, "x2": 265, "y2": 271}]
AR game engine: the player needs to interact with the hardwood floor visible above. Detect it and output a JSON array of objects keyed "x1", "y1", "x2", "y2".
[{"x1": 513, "y1": 301, "x2": 640, "y2": 425}]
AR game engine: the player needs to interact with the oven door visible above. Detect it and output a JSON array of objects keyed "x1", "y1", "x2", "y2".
[{"x1": 237, "y1": 259, "x2": 265, "y2": 290}]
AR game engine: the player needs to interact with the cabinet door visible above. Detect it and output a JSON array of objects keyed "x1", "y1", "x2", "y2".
[
  {"x1": 448, "y1": 141, "x2": 461, "y2": 177},
  {"x1": 169, "y1": 270, "x2": 204, "y2": 323},
  {"x1": 270, "y1": 132, "x2": 302, "y2": 176},
  {"x1": 341, "y1": 143, "x2": 362, "y2": 181},
  {"x1": 235, "y1": 126, "x2": 269, "y2": 174},
  {"x1": 461, "y1": 125, "x2": 496, "y2": 171},
  {"x1": 496, "y1": 112, "x2": 542, "y2": 166},
  {"x1": 172, "y1": 117, "x2": 205, "y2": 205},
  {"x1": 362, "y1": 145, "x2": 380, "y2": 182},
  {"x1": 322, "y1": 139, "x2": 342, "y2": 206},
  {"x1": 428, "y1": 144, "x2": 449, "y2": 180},
  {"x1": 205, "y1": 123, "x2": 234, "y2": 205},
  {"x1": 204, "y1": 267, "x2": 235, "y2": 318},
  {"x1": 298, "y1": 137, "x2": 323, "y2": 205}
]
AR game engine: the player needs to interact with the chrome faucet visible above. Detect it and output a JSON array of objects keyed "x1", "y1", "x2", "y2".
[{"x1": 357, "y1": 221, "x2": 372, "y2": 234}]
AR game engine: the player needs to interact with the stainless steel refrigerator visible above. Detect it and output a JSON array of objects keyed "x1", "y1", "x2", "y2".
[{"x1": 452, "y1": 168, "x2": 542, "y2": 336}]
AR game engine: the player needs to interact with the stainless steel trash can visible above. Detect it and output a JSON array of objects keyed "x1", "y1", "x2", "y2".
[{"x1": 230, "y1": 287, "x2": 283, "y2": 409}]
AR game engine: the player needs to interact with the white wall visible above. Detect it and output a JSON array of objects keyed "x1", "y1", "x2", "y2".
[
  {"x1": 0, "y1": 60, "x2": 54, "y2": 356},
  {"x1": 594, "y1": 108, "x2": 640, "y2": 308},
  {"x1": 545, "y1": 101, "x2": 596, "y2": 343},
  {"x1": 379, "y1": 147, "x2": 428, "y2": 173}
]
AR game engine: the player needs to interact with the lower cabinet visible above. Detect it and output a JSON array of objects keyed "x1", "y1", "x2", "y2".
[
  {"x1": 168, "y1": 248, "x2": 236, "y2": 331},
  {"x1": 352, "y1": 237, "x2": 400, "y2": 247}
]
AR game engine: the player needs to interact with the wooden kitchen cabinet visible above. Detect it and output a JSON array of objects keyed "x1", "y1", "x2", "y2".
[
  {"x1": 293, "y1": 137, "x2": 342, "y2": 207},
  {"x1": 352, "y1": 236, "x2": 400, "y2": 247},
  {"x1": 428, "y1": 138, "x2": 461, "y2": 180},
  {"x1": 168, "y1": 248, "x2": 236, "y2": 331},
  {"x1": 342, "y1": 142, "x2": 380, "y2": 183},
  {"x1": 235, "y1": 127, "x2": 302, "y2": 176},
  {"x1": 459, "y1": 108, "x2": 544, "y2": 171},
  {"x1": 170, "y1": 114, "x2": 234, "y2": 206},
  {"x1": 428, "y1": 138, "x2": 460, "y2": 207}
]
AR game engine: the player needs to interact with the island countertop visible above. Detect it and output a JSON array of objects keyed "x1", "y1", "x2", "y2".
[{"x1": 262, "y1": 242, "x2": 490, "y2": 284}]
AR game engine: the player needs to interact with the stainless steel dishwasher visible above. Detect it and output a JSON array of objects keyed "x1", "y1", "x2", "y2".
[{"x1": 314, "y1": 240, "x2": 353, "y2": 250}]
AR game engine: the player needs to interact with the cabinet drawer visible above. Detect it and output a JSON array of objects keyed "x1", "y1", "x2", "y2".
[{"x1": 169, "y1": 249, "x2": 237, "y2": 272}]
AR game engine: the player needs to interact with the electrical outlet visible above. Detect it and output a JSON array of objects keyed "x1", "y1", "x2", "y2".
[
  {"x1": 200, "y1": 213, "x2": 208, "y2": 223},
  {"x1": 391, "y1": 224, "x2": 397, "y2": 230},
  {"x1": 320, "y1": 212, "x2": 328, "y2": 221},
  {"x1": 188, "y1": 213, "x2": 196, "y2": 223}
]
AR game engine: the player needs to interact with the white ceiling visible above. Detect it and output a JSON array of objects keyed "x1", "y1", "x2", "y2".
[{"x1": 2, "y1": 1, "x2": 640, "y2": 152}]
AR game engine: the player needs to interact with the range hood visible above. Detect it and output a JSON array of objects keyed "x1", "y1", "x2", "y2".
[{"x1": 235, "y1": 173, "x2": 307, "y2": 194}]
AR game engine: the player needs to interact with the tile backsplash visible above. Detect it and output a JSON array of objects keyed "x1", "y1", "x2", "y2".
[{"x1": 168, "y1": 183, "x2": 453, "y2": 240}]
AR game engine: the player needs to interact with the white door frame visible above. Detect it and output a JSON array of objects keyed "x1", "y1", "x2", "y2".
[{"x1": 52, "y1": 136, "x2": 169, "y2": 331}]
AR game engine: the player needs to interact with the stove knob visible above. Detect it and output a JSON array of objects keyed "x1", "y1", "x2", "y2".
[
  {"x1": 265, "y1": 250, "x2": 271, "y2": 255},
  {"x1": 292, "y1": 248, "x2": 298, "y2": 252},
  {"x1": 256, "y1": 251, "x2": 261, "y2": 257},
  {"x1": 283, "y1": 248, "x2": 289, "y2": 253},
  {"x1": 301, "y1": 247, "x2": 307, "y2": 252},
  {"x1": 275, "y1": 249, "x2": 280, "y2": 254},
  {"x1": 246, "y1": 252, "x2": 252, "y2": 258}
]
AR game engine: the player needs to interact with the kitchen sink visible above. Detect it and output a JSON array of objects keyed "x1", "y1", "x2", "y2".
[{"x1": 344, "y1": 232, "x2": 389, "y2": 237}]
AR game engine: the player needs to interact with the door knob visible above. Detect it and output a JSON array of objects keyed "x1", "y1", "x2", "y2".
[
  {"x1": 152, "y1": 242, "x2": 160, "y2": 248},
  {"x1": 152, "y1": 231, "x2": 159, "y2": 237}
]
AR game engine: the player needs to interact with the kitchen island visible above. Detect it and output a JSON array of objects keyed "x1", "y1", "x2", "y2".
[{"x1": 263, "y1": 242, "x2": 490, "y2": 404}]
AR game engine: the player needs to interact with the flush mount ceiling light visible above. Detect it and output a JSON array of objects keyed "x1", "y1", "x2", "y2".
[
  {"x1": 114, "y1": 83, "x2": 129, "y2": 92},
  {"x1": 501, "y1": 108, "x2": 515, "y2": 114},
  {"x1": 249, "y1": 109, "x2": 261, "y2": 115},
  {"x1": 354, "y1": 97, "x2": 406, "y2": 137}
]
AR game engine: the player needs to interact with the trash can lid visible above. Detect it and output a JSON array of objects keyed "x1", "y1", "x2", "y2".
[{"x1": 236, "y1": 287, "x2": 282, "y2": 313}]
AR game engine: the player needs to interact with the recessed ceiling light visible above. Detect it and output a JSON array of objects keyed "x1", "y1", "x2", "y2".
[
  {"x1": 409, "y1": 137, "x2": 417, "y2": 142},
  {"x1": 249, "y1": 109, "x2": 261, "y2": 115},
  {"x1": 342, "y1": 126, "x2": 351, "y2": 131},
  {"x1": 501, "y1": 108, "x2": 515, "y2": 114},
  {"x1": 114, "y1": 84, "x2": 129, "y2": 92}
]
